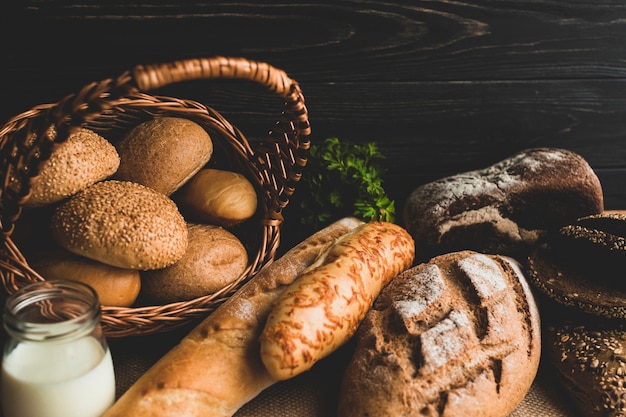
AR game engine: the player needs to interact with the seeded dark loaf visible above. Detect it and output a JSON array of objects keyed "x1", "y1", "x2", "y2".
[
  {"x1": 527, "y1": 212, "x2": 626, "y2": 319},
  {"x1": 403, "y1": 148, "x2": 604, "y2": 262},
  {"x1": 526, "y1": 212, "x2": 626, "y2": 417},
  {"x1": 545, "y1": 322, "x2": 626, "y2": 417},
  {"x1": 338, "y1": 250, "x2": 541, "y2": 417}
]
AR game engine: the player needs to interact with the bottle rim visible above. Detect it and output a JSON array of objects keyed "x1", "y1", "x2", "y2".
[{"x1": 3, "y1": 280, "x2": 101, "y2": 342}]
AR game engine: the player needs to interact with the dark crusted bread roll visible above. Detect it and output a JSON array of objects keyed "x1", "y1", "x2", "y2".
[
  {"x1": 527, "y1": 213, "x2": 626, "y2": 417},
  {"x1": 403, "y1": 148, "x2": 604, "y2": 262},
  {"x1": 527, "y1": 212, "x2": 626, "y2": 319},
  {"x1": 338, "y1": 250, "x2": 541, "y2": 417},
  {"x1": 545, "y1": 322, "x2": 626, "y2": 417}
]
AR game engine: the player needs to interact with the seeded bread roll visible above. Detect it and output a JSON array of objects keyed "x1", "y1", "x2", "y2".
[
  {"x1": 25, "y1": 127, "x2": 120, "y2": 208},
  {"x1": 141, "y1": 223, "x2": 248, "y2": 303},
  {"x1": 114, "y1": 117, "x2": 213, "y2": 196},
  {"x1": 30, "y1": 248, "x2": 141, "y2": 307},
  {"x1": 338, "y1": 250, "x2": 541, "y2": 417},
  {"x1": 545, "y1": 322, "x2": 626, "y2": 417},
  {"x1": 403, "y1": 147, "x2": 604, "y2": 262},
  {"x1": 527, "y1": 212, "x2": 626, "y2": 318},
  {"x1": 50, "y1": 180, "x2": 188, "y2": 270}
]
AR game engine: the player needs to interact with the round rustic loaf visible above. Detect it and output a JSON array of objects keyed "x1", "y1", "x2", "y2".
[
  {"x1": 30, "y1": 248, "x2": 141, "y2": 307},
  {"x1": 50, "y1": 180, "x2": 188, "y2": 270},
  {"x1": 545, "y1": 322, "x2": 626, "y2": 417},
  {"x1": 114, "y1": 117, "x2": 213, "y2": 196},
  {"x1": 403, "y1": 147, "x2": 604, "y2": 262},
  {"x1": 174, "y1": 168, "x2": 258, "y2": 227},
  {"x1": 527, "y1": 212, "x2": 626, "y2": 319},
  {"x1": 140, "y1": 223, "x2": 248, "y2": 303},
  {"x1": 25, "y1": 127, "x2": 120, "y2": 208},
  {"x1": 338, "y1": 250, "x2": 541, "y2": 417}
]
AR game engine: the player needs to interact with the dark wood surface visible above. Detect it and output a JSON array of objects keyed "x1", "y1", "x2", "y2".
[{"x1": 2, "y1": 0, "x2": 626, "y2": 214}]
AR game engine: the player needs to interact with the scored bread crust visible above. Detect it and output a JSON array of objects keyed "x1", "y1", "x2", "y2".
[
  {"x1": 101, "y1": 217, "x2": 364, "y2": 417},
  {"x1": 338, "y1": 250, "x2": 541, "y2": 417}
]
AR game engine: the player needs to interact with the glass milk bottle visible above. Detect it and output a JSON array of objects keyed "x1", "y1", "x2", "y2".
[{"x1": 1, "y1": 280, "x2": 116, "y2": 417}]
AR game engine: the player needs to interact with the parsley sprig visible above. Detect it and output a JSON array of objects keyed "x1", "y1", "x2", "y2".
[{"x1": 297, "y1": 137, "x2": 395, "y2": 228}]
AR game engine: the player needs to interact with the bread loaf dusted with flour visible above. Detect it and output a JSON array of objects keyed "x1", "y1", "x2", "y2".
[
  {"x1": 102, "y1": 217, "x2": 364, "y2": 417},
  {"x1": 338, "y1": 250, "x2": 541, "y2": 417},
  {"x1": 403, "y1": 148, "x2": 604, "y2": 262}
]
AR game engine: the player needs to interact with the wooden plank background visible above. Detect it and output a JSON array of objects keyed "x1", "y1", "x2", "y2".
[
  {"x1": 2, "y1": 0, "x2": 625, "y2": 215},
  {"x1": 0, "y1": 3, "x2": 622, "y2": 415}
]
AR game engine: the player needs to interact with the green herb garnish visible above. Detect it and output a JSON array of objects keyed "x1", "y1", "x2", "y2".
[{"x1": 297, "y1": 137, "x2": 395, "y2": 228}]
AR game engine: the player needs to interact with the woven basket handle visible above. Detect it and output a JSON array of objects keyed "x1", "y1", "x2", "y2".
[
  {"x1": 131, "y1": 55, "x2": 311, "y2": 145},
  {"x1": 134, "y1": 56, "x2": 298, "y2": 100},
  {"x1": 41, "y1": 55, "x2": 308, "y2": 134},
  {"x1": 133, "y1": 56, "x2": 310, "y2": 139}
]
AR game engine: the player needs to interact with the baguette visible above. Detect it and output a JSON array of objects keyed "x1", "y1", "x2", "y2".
[
  {"x1": 102, "y1": 217, "x2": 364, "y2": 417},
  {"x1": 259, "y1": 221, "x2": 415, "y2": 380}
]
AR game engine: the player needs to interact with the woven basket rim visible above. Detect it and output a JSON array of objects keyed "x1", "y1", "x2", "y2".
[{"x1": 0, "y1": 56, "x2": 311, "y2": 338}]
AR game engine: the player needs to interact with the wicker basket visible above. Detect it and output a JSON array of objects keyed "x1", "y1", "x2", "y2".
[{"x1": 0, "y1": 56, "x2": 310, "y2": 338}]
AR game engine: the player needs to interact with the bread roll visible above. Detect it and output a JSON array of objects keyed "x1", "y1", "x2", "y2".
[
  {"x1": 545, "y1": 322, "x2": 626, "y2": 417},
  {"x1": 114, "y1": 117, "x2": 213, "y2": 195},
  {"x1": 259, "y1": 221, "x2": 415, "y2": 380},
  {"x1": 50, "y1": 180, "x2": 188, "y2": 270},
  {"x1": 101, "y1": 217, "x2": 365, "y2": 417},
  {"x1": 30, "y1": 248, "x2": 140, "y2": 307},
  {"x1": 526, "y1": 212, "x2": 626, "y2": 417},
  {"x1": 174, "y1": 168, "x2": 258, "y2": 227},
  {"x1": 338, "y1": 251, "x2": 541, "y2": 417},
  {"x1": 527, "y1": 212, "x2": 626, "y2": 319},
  {"x1": 25, "y1": 127, "x2": 120, "y2": 208},
  {"x1": 141, "y1": 223, "x2": 248, "y2": 303},
  {"x1": 403, "y1": 147, "x2": 604, "y2": 262}
]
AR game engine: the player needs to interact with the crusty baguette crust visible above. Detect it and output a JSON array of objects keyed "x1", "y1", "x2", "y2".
[
  {"x1": 102, "y1": 217, "x2": 364, "y2": 417},
  {"x1": 259, "y1": 221, "x2": 415, "y2": 380}
]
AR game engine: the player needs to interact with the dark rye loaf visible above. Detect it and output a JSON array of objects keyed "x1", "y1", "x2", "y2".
[
  {"x1": 527, "y1": 212, "x2": 626, "y2": 319},
  {"x1": 545, "y1": 323, "x2": 626, "y2": 417},
  {"x1": 338, "y1": 250, "x2": 541, "y2": 417},
  {"x1": 403, "y1": 148, "x2": 604, "y2": 263}
]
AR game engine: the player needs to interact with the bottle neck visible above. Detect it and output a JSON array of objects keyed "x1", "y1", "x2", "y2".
[{"x1": 3, "y1": 280, "x2": 102, "y2": 343}]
